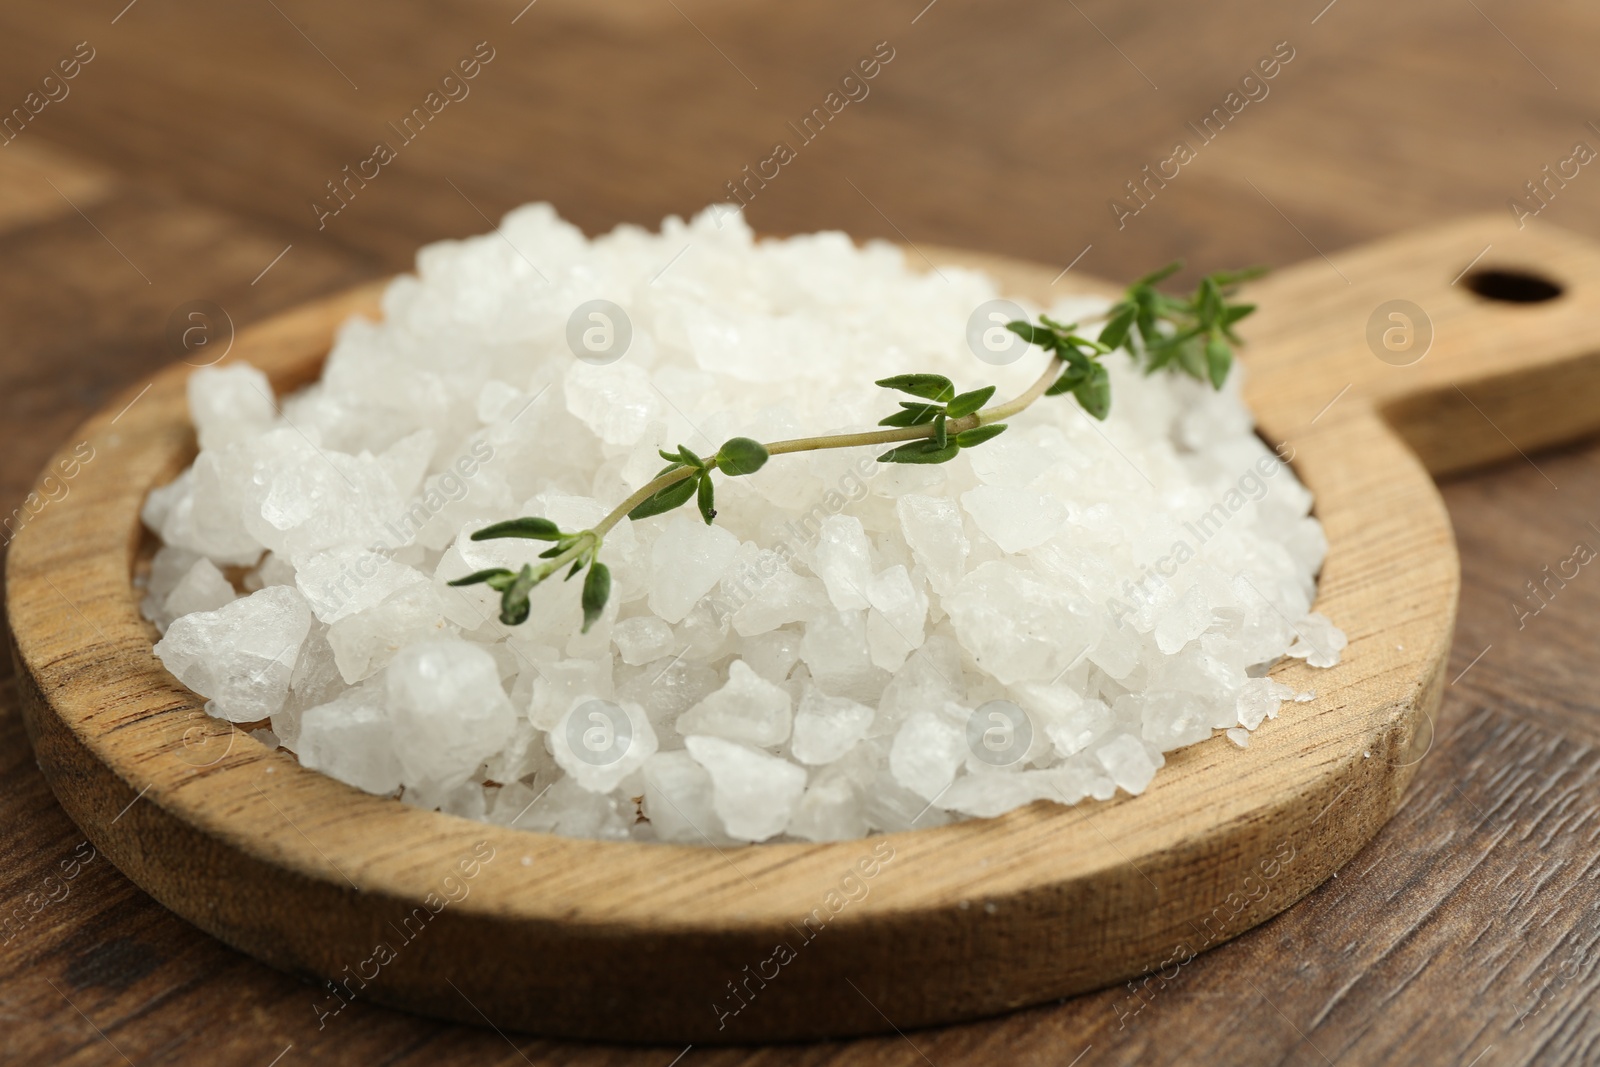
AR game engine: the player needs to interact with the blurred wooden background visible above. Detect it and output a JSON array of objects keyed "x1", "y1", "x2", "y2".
[{"x1": 3, "y1": 0, "x2": 1600, "y2": 1063}]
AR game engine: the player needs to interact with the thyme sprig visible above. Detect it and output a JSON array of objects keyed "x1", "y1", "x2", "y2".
[{"x1": 449, "y1": 263, "x2": 1262, "y2": 630}]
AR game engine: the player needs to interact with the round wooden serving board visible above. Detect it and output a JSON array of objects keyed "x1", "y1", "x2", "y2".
[{"x1": 8, "y1": 216, "x2": 1596, "y2": 1043}]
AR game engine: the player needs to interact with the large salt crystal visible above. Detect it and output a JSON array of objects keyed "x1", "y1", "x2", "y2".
[
  {"x1": 888, "y1": 708, "x2": 967, "y2": 801},
  {"x1": 787, "y1": 763, "x2": 869, "y2": 841},
  {"x1": 1154, "y1": 583, "x2": 1213, "y2": 654},
  {"x1": 1137, "y1": 690, "x2": 1215, "y2": 751},
  {"x1": 800, "y1": 609, "x2": 884, "y2": 700},
  {"x1": 676, "y1": 660, "x2": 792, "y2": 746},
  {"x1": 615, "y1": 654, "x2": 715, "y2": 733},
  {"x1": 790, "y1": 685, "x2": 874, "y2": 764},
  {"x1": 863, "y1": 762, "x2": 954, "y2": 832},
  {"x1": 730, "y1": 565, "x2": 827, "y2": 636},
  {"x1": 648, "y1": 514, "x2": 739, "y2": 624},
  {"x1": 563, "y1": 361, "x2": 663, "y2": 445},
  {"x1": 141, "y1": 471, "x2": 192, "y2": 542},
  {"x1": 154, "y1": 585, "x2": 313, "y2": 723},
  {"x1": 188, "y1": 364, "x2": 277, "y2": 453},
  {"x1": 297, "y1": 686, "x2": 402, "y2": 794},
  {"x1": 1237, "y1": 677, "x2": 1296, "y2": 729},
  {"x1": 875, "y1": 645, "x2": 962, "y2": 737},
  {"x1": 896, "y1": 494, "x2": 969, "y2": 594},
  {"x1": 550, "y1": 699, "x2": 657, "y2": 793},
  {"x1": 1010, "y1": 682, "x2": 1110, "y2": 759},
  {"x1": 946, "y1": 562, "x2": 1094, "y2": 685},
  {"x1": 160, "y1": 558, "x2": 238, "y2": 626},
  {"x1": 685, "y1": 735, "x2": 807, "y2": 841},
  {"x1": 642, "y1": 750, "x2": 736, "y2": 844},
  {"x1": 813, "y1": 515, "x2": 874, "y2": 610},
  {"x1": 385, "y1": 639, "x2": 516, "y2": 788},
  {"x1": 235, "y1": 428, "x2": 407, "y2": 562},
  {"x1": 612, "y1": 615, "x2": 676, "y2": 666},
  {"x1": 1095, "y1": 733, "x2": 1160, "y2": 795},
  {"x1": 295, "y1": 547, "x2": 427, "y2": 624},
  {"x1": 327, "y1": 584, "x2": 451, "y2": 683},
  {"x1": 171, "y1": 454, "x2": 268, "y2": 565},
  {"x1": 864, "y1": 564, "x2": 927, "y2": 671},
  {"x1": 940, "y1": 770, "x2": 1056, "y2": 818},
  {"x1": 961, "y1": 484, "x2": 1067, "y2": 553},
  {"x1": 1287, "y1": 612, "x2": 1347, "y2": 668},
  {"x1": 741, "y1": 629, "x2": 802, "y2": 683},
  {"x1": 499, "y1": 777, "x2": 631, "y2": 840},
  {"x1": 528, "y1": 654, "x2": 614, "y2": 730}
]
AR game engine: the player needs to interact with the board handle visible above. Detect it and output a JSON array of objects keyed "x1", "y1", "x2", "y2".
[{"x1": 1240, "y1": 215, "x2": 1600, "y2": 476}]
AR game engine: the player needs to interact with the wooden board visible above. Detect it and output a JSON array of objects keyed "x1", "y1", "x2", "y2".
[{"x1": 7, "y1": 214, "x2": 1592, "y2": 1043}]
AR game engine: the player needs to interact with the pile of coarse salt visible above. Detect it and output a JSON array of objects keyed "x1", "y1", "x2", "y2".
[{"x1": 142, "y1": 203, "x2": 1344, "y2": 844}]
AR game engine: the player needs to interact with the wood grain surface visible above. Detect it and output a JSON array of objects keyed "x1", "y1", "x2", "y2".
[{"x1": 1, "y1": 0, "x2": 1598, "y2": 1063}]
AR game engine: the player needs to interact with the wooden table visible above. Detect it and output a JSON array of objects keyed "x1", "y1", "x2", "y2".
[{"x1": 1, "y1": 1, "x2": 1596, "y2": 1063}]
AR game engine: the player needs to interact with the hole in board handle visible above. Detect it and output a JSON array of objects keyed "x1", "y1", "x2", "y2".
[{"x1": 1462, "y1": 268, "x2": 1563, "y2": 304}]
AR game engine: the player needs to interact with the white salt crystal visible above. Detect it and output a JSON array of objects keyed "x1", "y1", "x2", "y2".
[
  {"x1": 550, "y1": 699, "x2": 657, "y2": 794},
  {"x1": 1154, "y1": 584, "x2": 1212, "y2": 654},
  {"x1": 790, "y1": 685, "x2": 874, "y2": 765},
  {"x1": 888, "y1": 709, "x2": 967, "y2": 801},
  {"x1": 1226, "y1": 727, "x2": 1250, "y2": 748},
  {"x1": 676, "y1": 660, "x2": 792, "y2": 746},
  {"x1": 615, "y1": 654, "x2": 715, "y2": 732},
  {"x1": 187, "y1": 363, "x2": 276, "y2": 452},
  {"x1": 528, "y1": 655, "x2": 615, "y2": 730},
  {"x1": 874, "y1": 639, "x2": 962, "y2": 736},
  {"x1": 1095, "y1": 734, "x2": 1159, "y2": 796},
  {"x1": 295, "y1": 547, "x2": 426, "y2": 624},
  {"x1": 613, "y1": 616, "x2": 676, "y2": 666},
  {"x1": 1287, "y1": 612, "x2": 1348, "y2": 669},
  {"x1": 945, "y1": 562, "x2": 1093, "y2": 685},
  {"x1": 297, "y1": 686, "x2": 402, "y2": 794},
  {"x1": 1237, "y1": 677, "x2": 1296, "y2": 730},
  {"x1": 896, "y1": 494, "x2": 969, "y2": 594},
  {"x1": 740, "y1": 629, "x2": 802, "y2": 682},
  {"x1": 141, "y1": 470, "x2": 193, "y2": 540},
  {"x1": 161, "y1": 557, "x2": 238, "y2": 624},
  {"x1": 176, "y1": 451, "x2": 268, "y2": 565},
  {"x1": 730, "y1": 566, "x2": 827, "y2": 636},
  {"x1": 476, "y1": 380, "x2": 522, "y2": 424},
  {"x1": 1139, "y1": 690, "x2": 1215, "y2": 751},
  {"x1": 327, "y1": 584, "x2": 451, "y2": 683},
  {"x1": 814, "y1": 515, "x2": 874, "y2": 610},
  {"x1": 252, "y1": 552, "x2": 298, "y2": 589},
  {"x1": 684, "y1": 735, "x2": 807, "y2": 841},
  {"x1": 961, "y1": 484, "x2": 1067, "y2": 553},
  {"x1": 564, "y1": 360, "x2": 663, "y2": 446},
  {"x1": 940, "y1": 770, "x2": 1056, "y2": 818},
  {"x1": 799, "y1": 609, "x2": 884, "y2": 700},
  {"x1": 499, "y1": 777, "x2": 631, "y2": 840},
  {"x1": 154, "y1": 585, "x2": 313, "y2": 723},
  {"x1": 146, "y1": 544, "x2": 203, "y2": 601},
  {"x1": 1295, "y1": 689, "x2": 1316, "y2": 702},
  {"x1": 648, "y1": 514, "x2": 739, "y2": 624},
  {"x1": 1010, "y1": 682, "x2": 1109, "y2": 759},
  {"x1": 863, "y1": 763, "x2": 954, "y2": 832},
  {"x1": 864, "y1": 564, "x2": 927, "y2": 671},
  {"x1": 642, "y1": 750, "x2": 736, "y2": 844},
  {"x1": 787, "y1": 764, "x2": 869, "y2": 841},
  {"x1": 385, "y1": 639, "x2": 516, "y2": 788}
]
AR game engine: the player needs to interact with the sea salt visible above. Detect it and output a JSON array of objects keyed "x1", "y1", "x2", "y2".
[{"x1": 142, "y1": 202, "x2": 1344, "y2": 843}]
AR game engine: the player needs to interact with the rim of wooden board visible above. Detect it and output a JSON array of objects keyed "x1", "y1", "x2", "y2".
[{"x1": 12, "y1": 215, "x2": 1592, "y2": 1043}]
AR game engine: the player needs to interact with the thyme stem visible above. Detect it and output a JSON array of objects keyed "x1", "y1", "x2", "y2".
[{"x1": 590, "y1": 351, "x2": 1066, "y2": 540}]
